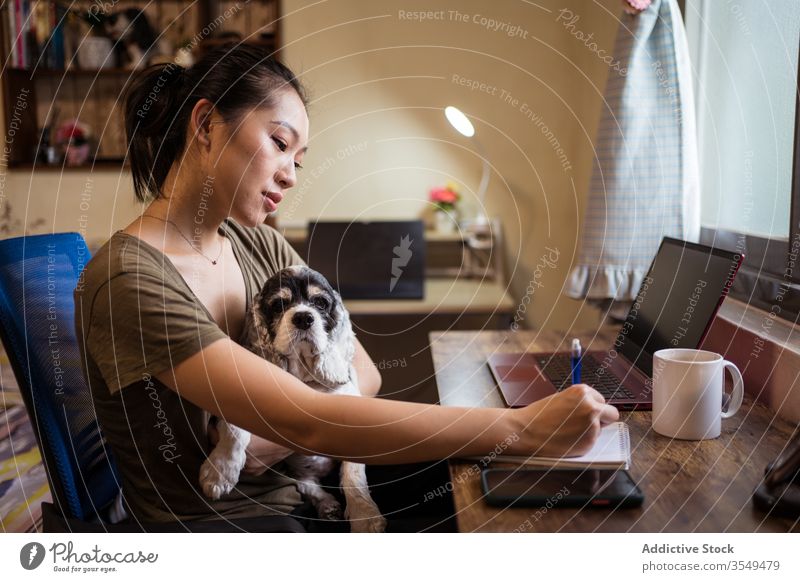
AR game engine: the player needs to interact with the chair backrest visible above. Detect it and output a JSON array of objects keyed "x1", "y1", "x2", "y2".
[{"x1": 0, "y1": 232, "x2": 120, "y2": 522}]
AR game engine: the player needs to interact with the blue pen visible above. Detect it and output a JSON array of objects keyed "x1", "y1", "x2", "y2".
[{"x1": 571, "y1": 338, "x2": 582, "y2": 384}]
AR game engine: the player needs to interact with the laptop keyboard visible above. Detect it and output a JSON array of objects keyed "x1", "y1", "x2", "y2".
[{"x1": 536, "y1": 354, "x2": 636, "y2": 401}]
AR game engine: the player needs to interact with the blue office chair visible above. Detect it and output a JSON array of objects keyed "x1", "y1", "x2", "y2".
[
  {"x1": 0, "y1": 232, "x2": 122, "y2": 530},
  {"x1": 0, "y1": 232, "x2": 303, "y2": 532}
]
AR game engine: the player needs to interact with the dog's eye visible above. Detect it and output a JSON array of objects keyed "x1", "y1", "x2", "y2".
[
  {"x1": 269, "y1": 298, "x2": 286, "y2": 312},
  {"x1": 311, "y1": 296, "x2": 329, "y2": 311}
]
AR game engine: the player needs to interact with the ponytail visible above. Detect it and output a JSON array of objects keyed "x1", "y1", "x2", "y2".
[{"x1": 123, "y1": 62, "x2": 188, "y2": 203}]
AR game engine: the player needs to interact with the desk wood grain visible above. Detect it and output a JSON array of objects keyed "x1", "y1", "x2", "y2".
[
  {"x1": 344, "y1": 279, "x2": 514, "y2": 316},
  {"x1": 430, "y1": 330, "x2": 800, "y2": 532}
]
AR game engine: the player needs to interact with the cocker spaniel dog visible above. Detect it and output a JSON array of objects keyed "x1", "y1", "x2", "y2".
[{"x1": 199, "y1": 266, "x2": 386, "y2": 533}]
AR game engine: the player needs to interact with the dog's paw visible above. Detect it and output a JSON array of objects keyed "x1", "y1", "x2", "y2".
[
  {"x1": 345, "y1": 497, "x2": 386, "y2": 533},
  {"x1": 199, "y1": 458, "x2": 235, "y2": 500},
  {"x1": 349, "y1": 513, "x2": 387, "y2": 533},
  {"x1": 317, "y1": 497, "x2": 343, "y2": 521},
  {"x1": 199, "y1": 451, "x2": 244, "y2": 500}
]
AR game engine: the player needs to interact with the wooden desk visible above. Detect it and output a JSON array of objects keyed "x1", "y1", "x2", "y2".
[
  {"x1": 430, "y1": 329, "x2": 800, "y2": 532},
  {"x1": 344, "y1": 278, "x2": 514, "y2": 316}
]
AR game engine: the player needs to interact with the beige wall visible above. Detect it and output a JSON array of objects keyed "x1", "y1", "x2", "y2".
[
  {"x1": 279, "y1": 0, "x2": 620, "y2": 331},
  {"x1": 0, "y1": 0, "x2": 621, "y2": 332}
]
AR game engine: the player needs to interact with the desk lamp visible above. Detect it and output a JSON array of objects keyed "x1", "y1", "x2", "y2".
[
  {"x1": 444, "y1": 106, "x2": 496, "y2": 279},
  {"x1": 444, "y1": 106, "x2": 490, "y2": 227}
]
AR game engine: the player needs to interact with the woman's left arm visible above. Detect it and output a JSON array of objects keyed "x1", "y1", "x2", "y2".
[{"x1": 353, "y1": 338, "x2": 382, "y2": 397}]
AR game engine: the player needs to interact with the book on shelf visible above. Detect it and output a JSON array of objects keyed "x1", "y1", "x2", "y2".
[
  {"x1": 465, "y1": 421, "x2": 631, "y2": 470},
  {"x1": 4, "y1": 0, "x2": 67, "y2": 70}
]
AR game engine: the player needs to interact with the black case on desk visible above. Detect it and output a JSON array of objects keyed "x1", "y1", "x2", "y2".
[{"x1": 753, "y1": 431, "x2": 800, "y2": 519}]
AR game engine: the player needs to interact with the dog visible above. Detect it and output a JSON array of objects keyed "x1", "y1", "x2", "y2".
[{"x1": 199, "y1": 266, "x2": 387, "y2": 533}]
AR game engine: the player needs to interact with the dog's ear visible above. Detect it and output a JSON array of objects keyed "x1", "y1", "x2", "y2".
[
  {"x1": 313, "y1": 289, "x2": 355, "y2": 386},
  {"x1": 244, "y1": 290, "x2": 279, "y2": 362}
]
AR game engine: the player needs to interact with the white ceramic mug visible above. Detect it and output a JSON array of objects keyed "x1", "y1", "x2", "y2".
[{"x1": 652, "y1": 348, "x2": 744, "y2": 440}]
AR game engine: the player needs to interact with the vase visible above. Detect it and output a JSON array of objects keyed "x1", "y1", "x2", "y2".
[
  {"x1": 435, "y1": 209, "x2": 457, "y2": 233},
  {"x1": 64, "y1": 143, "x2": 90, "y2": 167},
  {"x1": 77, "y1": 36, "x2": 116, "y2": 69}
]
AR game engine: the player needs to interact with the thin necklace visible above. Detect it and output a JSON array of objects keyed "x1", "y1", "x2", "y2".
[{"x1": 140, "y1": 214, "x2": 225, "y2": 265}]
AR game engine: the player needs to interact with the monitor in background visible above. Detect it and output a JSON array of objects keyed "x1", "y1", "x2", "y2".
[
  {"x1": 617, "y1": 237, "x2": 743, "y2": 376},
  {"x1": 305, "y1": 221, "x2": 426, "y2": 300}
]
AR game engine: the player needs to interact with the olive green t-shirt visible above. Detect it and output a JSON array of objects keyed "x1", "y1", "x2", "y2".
[{"x1": 73, "y1": 217, "x2": 306, "y2": 523}]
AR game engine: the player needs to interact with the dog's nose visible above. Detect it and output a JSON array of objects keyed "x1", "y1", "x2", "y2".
[{"x1": 292, "y1": 311, "x2": 314, "y2": 330}]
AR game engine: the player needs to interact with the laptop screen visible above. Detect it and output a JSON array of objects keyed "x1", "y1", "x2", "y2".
[
  {"x1": 616, "y1": 237, "x2": 743, "y2": 376},
  {"x1": 305, "y1": 221, "x2": 426, "y2": 299}
]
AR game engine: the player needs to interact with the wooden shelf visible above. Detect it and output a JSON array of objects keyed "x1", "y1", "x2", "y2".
[
  {"x1": 8, "y1": 159, "x2": 128, "y2": 171},
  {"x1": 5, "y1": 67, "x2": 136, "y2": 78},
  {"x1": 202, "y1": 34, "x2": 276, "y2": 47},
  {"x1": 0, "y1": 1, "x2": 283, "y2": 167}
]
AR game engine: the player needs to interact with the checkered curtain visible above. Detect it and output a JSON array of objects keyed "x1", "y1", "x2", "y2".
[{"x1": 566, "y1": 0, "x2": 699, "y2": 318}]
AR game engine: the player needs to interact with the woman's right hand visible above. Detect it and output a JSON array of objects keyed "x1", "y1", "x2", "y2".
[{"x1": 510, "y1": 384, "x2": 620, "y2": 458}]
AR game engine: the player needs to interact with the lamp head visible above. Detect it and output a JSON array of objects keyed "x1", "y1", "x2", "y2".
[{"x1": 444, "y1": 106, "x2": 475, "y2": 138}]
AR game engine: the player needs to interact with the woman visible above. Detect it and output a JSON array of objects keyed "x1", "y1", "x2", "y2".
[{"x1": 74, "y1": 44, "x2": 618, "y2": 531}]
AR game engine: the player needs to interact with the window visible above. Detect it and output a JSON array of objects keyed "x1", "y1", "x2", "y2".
[{"x1": 687, "y1": 0, "x2": 800, "y2": 321}]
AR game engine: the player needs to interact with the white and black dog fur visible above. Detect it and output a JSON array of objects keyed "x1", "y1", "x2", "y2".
[{"x1": 199, "y1": 266, "x2": 386, "y2": 533}]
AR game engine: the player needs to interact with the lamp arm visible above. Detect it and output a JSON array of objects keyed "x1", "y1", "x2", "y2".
[{"x1": 474, "y1": 138, "x2": 491, "y2": 222}]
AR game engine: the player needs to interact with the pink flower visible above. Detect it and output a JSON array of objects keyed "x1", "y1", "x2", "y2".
[
  {"x1": 429, "y1": 184, "x2": 461, "y2": 214},
  {"x1": 429, "y1": 186, "x2": 460, "y2": 204},
  {"x1": 55, "y1": 119, "x2": 90, "y2": 145}
]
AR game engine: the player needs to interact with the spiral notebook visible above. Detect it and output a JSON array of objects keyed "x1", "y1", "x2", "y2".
[{"x1": 469, "y1": 422, "x2": 631, "y2": 470}]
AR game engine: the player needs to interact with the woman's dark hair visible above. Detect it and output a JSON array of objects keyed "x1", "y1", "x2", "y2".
[{"x1": 123, "y1": 44, "x2": 308, "y2": 202}]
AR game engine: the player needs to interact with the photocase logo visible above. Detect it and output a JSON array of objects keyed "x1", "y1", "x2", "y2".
[
  {"x1": 389, "y1": 234, "x2": 413, "y2": 292},
  {"x1": 19, "y1": 542, "x2": 46, "y2": 570}
]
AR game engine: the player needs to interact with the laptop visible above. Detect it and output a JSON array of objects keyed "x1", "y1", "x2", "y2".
[
  {"x1": 488, "y1": 237, "x2": 744, "y2": 410},
  {"x1": 305, "y1": 220, "x2": 426, "y2": 299}
]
